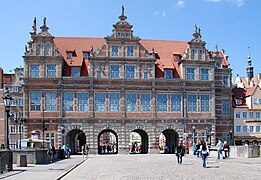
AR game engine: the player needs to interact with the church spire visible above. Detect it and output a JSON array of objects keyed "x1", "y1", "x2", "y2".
[{"x1": 246, "y1": 46, "x2": 254, "y2": 80}]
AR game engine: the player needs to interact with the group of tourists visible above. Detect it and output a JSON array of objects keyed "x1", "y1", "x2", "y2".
[
  {"x1": 47, "y1": 144, "x2": 72, "y2": 163},
  {"x1": 176, "y1": 139, "x2": 230, "y2": 168}
]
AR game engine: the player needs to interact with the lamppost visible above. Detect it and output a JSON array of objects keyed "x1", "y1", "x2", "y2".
[
  {"x1": 42, "y1": 108, "x2": 47, "y2": 148},
  {"x1": 2, "y1": 89, "x2": 13, "y2": 149},
  {"x1": 61, "y1": 126, "x2": 65, "y2": 145},
  {"x1": 205, "y1": 127, "x2": 209, "y2": 143},
  {"x1": 192, "y1": 125, "x2": 196, "y2": 144},
  {"x1": 14, "y1": 111, "x2": 27, "y2": 149},
  {"x1": 228, "y1": 129, "x2": 233, "y2": 145}
]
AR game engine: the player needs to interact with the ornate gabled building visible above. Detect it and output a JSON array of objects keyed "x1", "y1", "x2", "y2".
[
  {"x1": 20, "y1": 8, "x2": 232, "y2": 154},
  {"x1": 233, "y1": 49, "x2": 261, "y2": 145}
]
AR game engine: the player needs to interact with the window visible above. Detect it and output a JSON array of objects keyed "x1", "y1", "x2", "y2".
[
  {"x1": 10, "y1": 99, "x2": 16, "y2": 106},
  {"x1": 222, "y1": 99, "x2": 229, "y2": 115},
  {"x1": 47, "y1": 64, "x2": 56, "y2": 78},
  {"x1": 72, "y1": 67, "x2": 80, "y2": 77},
  {"x1": 109, "y1": 93, "x2": 120, "y2": 112},
  {"x1": 256, "y1": 126, "x2": 260, "y2": 132},
  {"x1": 46, "y1": 132, "x2": 55, "y2": 144},
  {"x1": 223, "y1": 76, "x2": 228, "y2": 87},
  {"x1": 257, "y1": 112, "x2": 261, "y2": 118},
  {"x1": 259, "y1": 99, "x2": 261, "y2": 104},
  {"x1": 11, "y1": 86, "x2": 18, "y2": 92},
  {"x1": 112, "y1": 45, "x2": 118, "y2": 56},
  {"x1": 45, "y1": 43, "x2": 50, "y2": 56},
  {"x1": 37, "y1": 43, "x2": 42, "y2": 56},
  {"x1": 144, "y1": 71, "x2": 148, "y2": 79},
  {"x1": 78, "y1": 93, "x2": 88, "y2": 111},
  {"x1": 236, "y1": 99, "x2": 242, "y2": 105},
  {"x1": 30, "y1": 92, "x2": 41, "y2": 111},
  {"x1": 174, "y1": 55, "x2": 179, "y2": 61},
  {"x1": 117, "y1": 32, "x2": 121, "y2": 38},
  {"x1": 243, "y1": 126, "x2": 247, "y2": 132},
  {"x1": 165, "y1": 70, "x2": 173, "y2": 79},
  {"x1": 236, "y1": 126, "x2": 241, "y2": 133},
  {"x1": 123, "y1": 32, "x2": 129, "y2": 38},
  {"x1": 126, "y1": 93, "x2": 137, "y2": 112},
  {"x1": 188, "y1": 95, "x2": 197, "y2": 112},
  {"x1": 249, "y1": 112, "x2": 254, "y2": 118},
  {"x1": 18, "y1": 98, "x2": 24, "y2": 106},
  {"x1": 250, "y1": 126, "x2": 254, "y2": 132},
  {"x1": 95, "y1": 93, "x2": 106, "y2": 112},
  {"x1": 235, "y1": 112, "x2": 240, "y2": 119},
  {"x1": 67, "y1": 52, "x2": 73, "y2": 59},
  {"x1": 18, "y1": 125, "x2": 24, "y2": 133},
  {"x1": 243, "y1": 112, "x2": 248, "y2": 118},
  {"x1": 200, "y1": 69, "x2": 209, "y2": 80},
  {"x1": 110, "y1": 65, "x2": 120, "y2": 79},
  {"x1": 96, "y1": 70, "x2": 102, "y2": 78},
  {"x1": 10, "y1": 125, "x2": 16, "y2": 134},
  {"x1": 254, "y1": 98, "x2": 258, "y2": 104},
  {"x1": 141, "y1": 93, "x2": 150, "y2": 112},
  {"x1": 199, "y1": 50, "x2": 203, "y2": 60},
  {"x1": 30, "y1": 64, "x2": 40, "y2": 78},
  {"x1": 126, "y1": 66, "x2": 135, "y2": 79},
  {"x1": 63, "y1": 92, "x2": 74, "y2": 111},
  {"x1": 45, "y1": 92, "x2": 56, "y2": 111},
  {"x1": 216, "y1": 62, "x2": 221, "y2": 68},
  {"x1": 186, "y1": 68, "x2": 195, "y2": 80},
  {"x1": 171, "y1": 94, "x2": 181, "y2": 112},
  {"x1": 191, "y1": 49, "x2": 196, "y2": 59},
  {"x1": 201, "y1": 95, "x2": 209, "y2": 112},
  {"x1": 83, "y1": 52, "x2": 89, "y2": 58},
  {"x1": 157, "y1": 94, "x2": 167, "y2": 112},
  {"x1": 127, "y1": 46, "x2": 134, "y2": 57}
]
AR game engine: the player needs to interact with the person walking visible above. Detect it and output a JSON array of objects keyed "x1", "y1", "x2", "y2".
[
  {"x1": 199, "y1": 141, "x2": 209, "y2": 168},
  {"x1": 216, "y1": 139, "x2": 224, "y2": 160},
  {"x1": 223, "y1": 141, "x2": 230, "y2": 159},
  {"x1": 196, "y1": 141, "x2": 202, "y2": 157},
  {"x1": 176, "y1": 142, "x2": 185, "y2": 165},
  {"x1": 51, "y1": 144, "x2": 56, "y2": 162}
]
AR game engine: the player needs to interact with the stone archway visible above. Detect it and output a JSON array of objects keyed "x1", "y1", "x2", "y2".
[
  {"x1": 159, "y1": 129, "x2": 179, "y2": 154},
  {"x1": 130, "y1": 129, "x2": 149, "y2": 154},
  {"x1": 98, "y1": 129, "x2": 118, "y2": 154},
  {"x1": 66, "y1": 129, "x2": 86, "y2": 154}
]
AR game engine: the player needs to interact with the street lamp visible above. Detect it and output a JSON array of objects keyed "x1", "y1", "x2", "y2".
[
  {"x1": 228, "y1": 129, "x2": 233, "y2": 145},
  {"x1": 42, "y1": 108, "x2": 47, "y2": 148},
  {"x1": 61, "y1": 126, "x2": 65, "y2": 145},
  {"x1": 205, "y1": 127, "x2": 208, "y2": 143},
  {"x1": 14, "y1": 111, "x2": 27, "y2": 149},
  {"x1": 2, "y1": 89, "x2": 13, "y2": 149},
  {"x1": 192, "y1": 125, "x2": 196, "y2": 144}
]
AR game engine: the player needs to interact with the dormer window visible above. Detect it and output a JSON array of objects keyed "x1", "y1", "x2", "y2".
[
  {"x1": 83, "y1": 52, "x2": 89, "y2": 59},
  {"x1": 117, "y1": 32, "x2": 121, "y2": 38},
  {"x1": 68, "y1": 52, "x2": 73, "y2": 59},
  {"x1": 236, "y1": 99, "x2": 242, "y2": 105},
  {"x1": 72, "y1": 67, "x2": 80, "y2": 77},
  {"x1": 216, "y1": 61, "x2": 221, "y2": 68},
  {"x1": 45, "y1": 43, "x2": 50, "y2": 56},
  {"x1": 174, "y1": 55, "x2": 180, "y2": 61},
  {"x1": 191, "y1": 49, "x2": 196, "y2": 59},
  {"x1": 165, "y1": 70, "x2": 173, "y2": 79},
  {"x1": 37, "y1": 43, "x2": 42, "y2": 56},
  {"x1": 199, "y1": 50, "x2": 203, "y2": 60},
  {"x1": 123, "y1": 32, "x2": 129, "y2": 38}
]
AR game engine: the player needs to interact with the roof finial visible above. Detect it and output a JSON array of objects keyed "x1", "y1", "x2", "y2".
[
  {"x1": 33, "y1": 17, "x2": 36, "y2": 27},
  {"x1": 215, "y1": 44, "x2": 219, "y2": 52},
  {"x1": 43, "y1": 17, "x2": 46, "y2": 26},
  {"x1": 248, "y1": 46, "x2": 251, "y2": 59},
  {"x1": 195, "y1": 25, "x2": 198, "y2": 33},
  {"x1": 122, "y1": 5, "x2": 125, "y2": 16}
]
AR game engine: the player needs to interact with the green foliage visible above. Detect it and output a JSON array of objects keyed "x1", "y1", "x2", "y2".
[{"x1": 0, "y1": 144, "x2": 4, "y2": 149}]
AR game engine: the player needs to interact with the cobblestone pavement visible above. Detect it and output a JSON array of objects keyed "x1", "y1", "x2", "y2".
[
  {"x1": 62, "y1": 154, "x2": 261, "y2": 180},
  {"x1": 0, "y1": 155, "x2": 85, "y2": 180}
]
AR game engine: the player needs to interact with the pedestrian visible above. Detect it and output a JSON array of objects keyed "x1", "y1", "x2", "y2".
[
  {"x1": 47, "y1": 145, "x2": 52, "y2": 162},
  {"x1": 196, "y1": 141, "x2": 202, "y2": 157},
  {"x1": 51, "y1": 144, "x2": 56, "y2": 162},
  {"x1": 216, "y1": 139, "x2": 224, "y2": 160},
  {"x1": 86, "y1": 145, "x2": 89, "y2": 157},
  {"x1": 82, "y1": 145, "x2": 86, "y2": 158},
  {"x1": 176, "y1": 141, "x2": 185, "y2": 164},
  {"x1": 199, "y1": 141, "x2": 209, "y2": 168},
  {"x1": 223, "y1": 141, "x2": 230, "y2": 159}
]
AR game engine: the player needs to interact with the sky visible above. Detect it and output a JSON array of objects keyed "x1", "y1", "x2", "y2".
[{"x1": 0, "y1": 0, "x2": 260, "y2": 79}]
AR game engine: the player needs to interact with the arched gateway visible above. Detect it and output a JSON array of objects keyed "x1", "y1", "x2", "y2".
[
  {"x1": 66, "y1": 129, "x2": 86, "y2": 154},
  {"x1": 130, "y1": 129, "x2": 149, "y2": 154},
  {"x1": 98, "y1": 129, "x2": 118, "y2": 154},
  {"x1": 159, "y1": 129, "x2": 179, "y2": 154}
]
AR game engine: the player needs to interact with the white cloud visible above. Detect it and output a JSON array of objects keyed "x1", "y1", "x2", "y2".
[
  {"x1": 205, "y1": 0, "x2": 245, "y2": 6},
  {"x1": 176, "y1": 0, "x2": 186, "y2": 9},
  {"x1": 226, "y1": 0, "x2": 245, "y2": 6},
  {"x1": 154, "y1": 10, "x2": 166, "y2": 17}
]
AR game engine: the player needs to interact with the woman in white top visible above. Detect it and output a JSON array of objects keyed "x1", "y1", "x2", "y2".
[{"x1": 199, "y1": 141, "x2": 209, "y2": 168}]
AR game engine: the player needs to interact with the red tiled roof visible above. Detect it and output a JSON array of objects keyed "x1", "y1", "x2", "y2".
[
  {"x1": 246, "y1": 86, "x2": 258, "y2": 97},
  {"x1": 54, "y1": 37, "x2": 227, "y2": 78}
]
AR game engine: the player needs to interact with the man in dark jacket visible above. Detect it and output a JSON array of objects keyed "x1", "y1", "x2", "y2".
[{"x1": 176, "y1": 142, "x2": 185, "y2": 164}]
